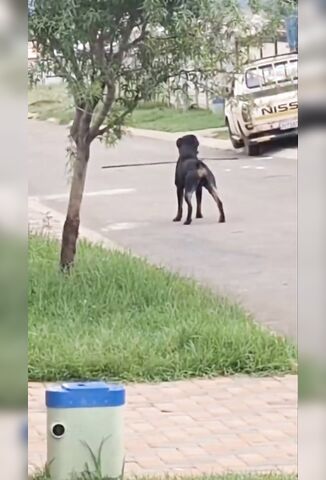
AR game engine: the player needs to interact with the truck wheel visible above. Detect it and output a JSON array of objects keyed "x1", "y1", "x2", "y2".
[
  {"x1": 244, "y1": 141, "x2": 260, "y2": 157},
  {"x1": 226, "y1": 119, "x2": 244, "y2": 149}
]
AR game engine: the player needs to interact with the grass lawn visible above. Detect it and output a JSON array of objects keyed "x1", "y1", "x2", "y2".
[
  {"x1": 28, "y1": 84, "x2": 225, "y2": 132},
  {"x1": 213, "y1": 130, "x2": 230, "y2": 140},
  {"x1": 127, "y1": 103, "x2": 224, "y2": 131},
  {"x1": 31, "y1": 472, "x2": 297, "y2": 480},
  {"x1": 28, "y1": 84, "x2": 75, "y2": 125},
  {"x1": 29, "y1": 235, "x2": 296, "y2": 382}
]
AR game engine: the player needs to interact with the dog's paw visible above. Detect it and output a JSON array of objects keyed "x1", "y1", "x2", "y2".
[
  {"x1": 196, "y1": 213, "x2": 203, "y2": 219},
  {"x1": 173, "y1": 217, "x2": 182, "y2": 222},
  {"x1": 219, "y1": 217, "x2": 226, "y2": 223},
  {"x1": 183, "y1": 220, "x2": 192, "y2": 225}
]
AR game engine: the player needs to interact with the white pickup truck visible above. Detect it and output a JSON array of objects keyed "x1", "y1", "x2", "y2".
[{"x1": 224, "y1": 52, "x2": 298, "y2": 156}]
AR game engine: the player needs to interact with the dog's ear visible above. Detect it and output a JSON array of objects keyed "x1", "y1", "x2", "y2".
[
  {"x1": 192, "y1": 135, "x2": 199, "y2": 149},
  {"x1": 176, "y1": 137, "x2": 183, "y2": 149}
]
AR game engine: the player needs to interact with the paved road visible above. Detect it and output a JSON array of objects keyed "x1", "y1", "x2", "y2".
[{"x1": 28, "y1": 120, "x2": 296, "y2": 339}]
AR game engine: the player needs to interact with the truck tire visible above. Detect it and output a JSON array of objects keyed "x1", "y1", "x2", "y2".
[
  {"x1": 226, "y1": 119, "x2": 244, "y2": 149},
  {"x1": 244, "y1": 141, "x2": 261, "y2": 157}
]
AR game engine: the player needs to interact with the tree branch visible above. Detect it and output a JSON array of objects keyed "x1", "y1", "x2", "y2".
[
  {"x1": 113, "y1": 12, "x2": 138, "y2": 62},
  {"x1": 97, "y1": 93, "x2": 141, "y2": 137},
  {"x1": 70, "y1": 107, "x2": 83, "y2": 144},
  {"x1": 124, "y1": 21, "x2": 148, "y2": 51},
  {"x1": 88, "y1": 83, "x2": 116, "y2": 142},
  {"x1": 87, "y1": 13, "x2": 141, "y2": 142}
]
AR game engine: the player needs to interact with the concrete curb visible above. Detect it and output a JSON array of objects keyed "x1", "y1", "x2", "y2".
[
  {"x1": 28, "y1": 196, "x2": 123, "y2": 252},
  {"x1": 127, "y1": 126, "x2": 233, "y2": 151},
  {"x1": 126, "y1": 127, "x2": 297, "y2": 160}
]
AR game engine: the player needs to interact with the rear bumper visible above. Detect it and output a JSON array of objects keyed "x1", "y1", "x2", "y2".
[{"x1": 248, "y1": 127, "x2": 298, "y2": 144}]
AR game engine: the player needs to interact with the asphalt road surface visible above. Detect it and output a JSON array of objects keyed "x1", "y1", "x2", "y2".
[{"x1": 28, "y1": 120, "x2": 297, "y2": 339}]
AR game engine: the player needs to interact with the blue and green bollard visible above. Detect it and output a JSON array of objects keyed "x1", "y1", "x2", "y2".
[{"x1": 46, "y1": 382, "x2": 125, "y2": 480}]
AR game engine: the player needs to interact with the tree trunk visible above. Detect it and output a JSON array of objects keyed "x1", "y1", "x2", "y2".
[
  {"x1": 195, "y1": 84, "x2": 199, "y2": 107},
  {"x1": 60, "y1": 142, "x2": 90, "y2": 270},
  {"x1": 205, "y1": 80, "x2": 209, "y2": 110}
]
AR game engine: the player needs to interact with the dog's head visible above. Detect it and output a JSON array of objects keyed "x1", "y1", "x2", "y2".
[{"x1": 176, "y1": 134, "x2": 199, "y2": 155}]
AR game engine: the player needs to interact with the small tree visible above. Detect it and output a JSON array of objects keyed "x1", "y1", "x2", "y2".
[{"x1": 29, "y1": 0, "x2": 286, "y2": 269}]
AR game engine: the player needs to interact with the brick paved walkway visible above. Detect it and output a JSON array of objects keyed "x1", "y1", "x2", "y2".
[{"x1": 29, "y1": 375, "x2": 297, "y2": 477}]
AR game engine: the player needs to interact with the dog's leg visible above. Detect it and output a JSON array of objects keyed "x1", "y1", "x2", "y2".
[
  {"x1": 184, "y1": 173, "x2": 200, "y2": 225},
  {"x1": 206, "y1": 184, "x2": 226, "y2": 223},
  {"x1": 184, "y1": 189, "x2": 194, "y2": 225},
  {"x1": 173, "y1": 187, "x2": 184, "y2": 222},
  {"x1": 196, "y1": 186, "x2": 203, "y2": 218}
]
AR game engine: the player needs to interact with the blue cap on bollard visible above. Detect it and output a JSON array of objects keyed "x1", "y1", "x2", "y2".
[{"x1": 46, "y1": 381, "x2": 125, "y2": 408}]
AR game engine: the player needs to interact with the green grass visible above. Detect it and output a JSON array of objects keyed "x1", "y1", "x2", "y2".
[
  {"x1": 28, "y1": 84, "x2": 224, "y2": 132},
  {"x1": 28, "y1": 84, "x2": 74, "y2": 125},
  {"x1": 31, "y1": 472, "x2": 297, "y2": 480},
  {"x1": 128, "y1": 103, "x2": 224, "y2": 131},
  {"x1": 213, "y1": 130, "x2": 230, "y2": 140},
  {"x1": 29, "y1": 235, "x2": 296, "y2": 382}
]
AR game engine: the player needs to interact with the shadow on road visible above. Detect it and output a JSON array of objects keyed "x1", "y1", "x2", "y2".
[{"x1": 259, "y1": 135, "x2": 298, "y2": 157}]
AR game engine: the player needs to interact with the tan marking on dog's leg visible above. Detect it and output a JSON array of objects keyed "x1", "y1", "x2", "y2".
[{"x1": 211, "y1": 187, "x2": 226, "y2": 223}]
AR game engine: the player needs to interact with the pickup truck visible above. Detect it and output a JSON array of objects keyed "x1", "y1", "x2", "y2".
[{"x1": 224, "y1": 52, "x2": 298, "y2": 156}]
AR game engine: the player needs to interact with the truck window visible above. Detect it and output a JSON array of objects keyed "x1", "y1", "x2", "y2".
[
  {"x1": 286, "y1": 60, "x2": 298, "y2": 80},
  {"x1": 245, "y1": 59, "x2": 298, "y2": 89},
  {"x1": 261, "y1": 65, "x2": 274, "y2": 86},
  {"x1": 275, "y1": 60, "x2": 298, "y2": 83},
  {"x1": 245, "y1": 68, "x2": 264, "y2": 88},
  {"x1": 245, "y1": 65, "x2": 274, "y2": 88},
  {"x1": 274, "y1": 62, "x2": 287, "y2": 82}
]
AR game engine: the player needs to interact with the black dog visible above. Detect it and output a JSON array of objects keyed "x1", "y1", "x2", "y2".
[{"x1": 173, "y1": 134, "x2": 225, "y2": 225}]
